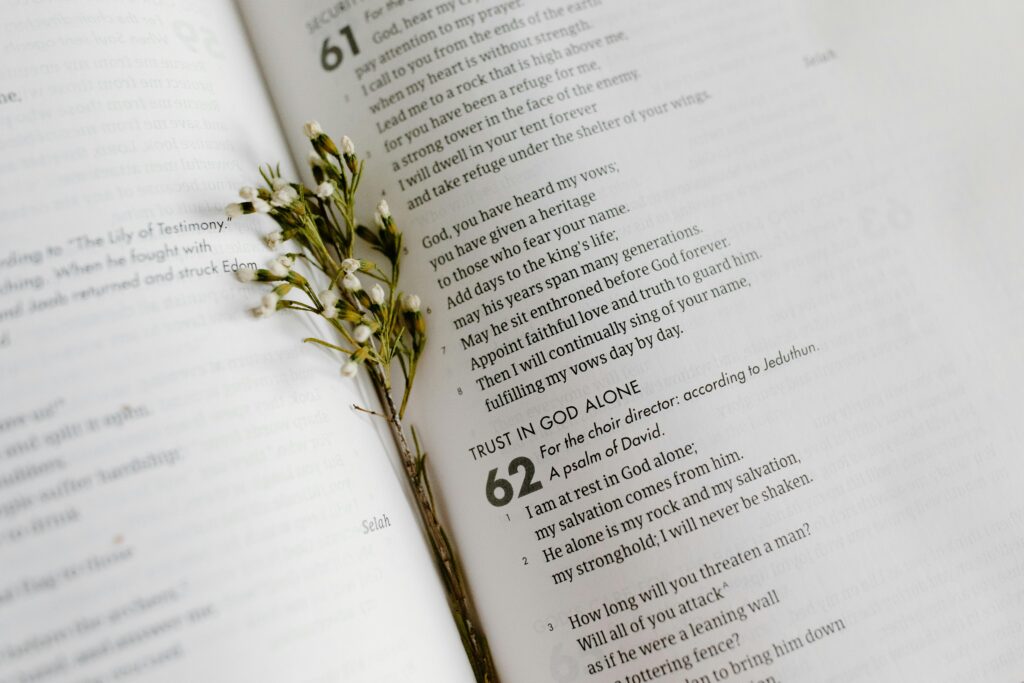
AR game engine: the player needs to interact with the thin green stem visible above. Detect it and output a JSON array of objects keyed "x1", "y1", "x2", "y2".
[
  {"x1": 399, "y1": 358, "x2": 417, "y2": 419},
  {"x1": 303, "y1": 337, "x2": 352, "y2": 354},
  {"x1": 280, "y1": 300, "x2": 318, "y2": 313}
]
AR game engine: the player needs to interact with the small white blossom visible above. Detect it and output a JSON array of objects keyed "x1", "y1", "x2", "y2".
[
  {"x1": 353, "y1": 324, "x2": 372, "y2": 343},
  {"x1": 252, "y1": 198, "x2": 271, "y2": 214},
  {"x1": 341, "y1": 258, "x2": 360, "y2": 273},
  {"x1": 271, "y1": 186, "x2": 298, "y2": 207},
  {"x1": 320, "y1": 289, "x2": 340, "y2": 307},
  {"x1": 377, "y1": 198, "x2": 390, "y2": 219},
  {"x1": 263, "y1": 231, "x2": 283, "y2": 249},
  {"x1": 342, "y1": 273, "x2": 361, "y2": 291},
  {"x1": 303, "y1": 120, "x2": 324, "y2": 139},
  {"x1": 225, "y1": 203, "x2": 243, "y2": 219},
  {"x1": 401, "y1": 293, "x2": 421, "y2": 312},
  {"x1": 320, "y1": 289, "x2": 340, "y2": 318},
  {"x1": 268, "y1": 258, "x2": 290, "y2": 278},
  {"x1": 253, "y1": 292, "x2": 279, "y2": 318},
  {"x1": 239, "y1": 186, "x2": 258, "y2": 201},
  {"x1": 277, "y1": 255, "x2": 295, "y2": 269},
  {"x1": 272, "y1": 177, "x2": 290, "y2": 191},
  {"x1": 374, "y1": 212, "x2": 384, "y2": 229},
  {"x1": 316, "y1": 181, "x2": 335, "y2": 199},
  {"x1": 308, "y1": 152, "x2": 323, "y2": 167},
  {"x1": 340, "y1": 360, "x2": 358, "y2": 378},
  {"x1": 370, "y1": 284, "x2": 386, "y2": 305},
  {"x1": 235, "y1": 266, "x2": 257, "y2": 282},
  {"x1": 341, "y1": 136, "x2": 355, "y2": 156}
]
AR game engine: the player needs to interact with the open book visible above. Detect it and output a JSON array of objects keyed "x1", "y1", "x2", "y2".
[{"x1": 3, "y1": 0, "x2": 1024, "y2": 680}]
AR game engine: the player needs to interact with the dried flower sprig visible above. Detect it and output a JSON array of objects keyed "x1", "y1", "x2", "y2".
[
  {"x1": 227, "y1": 123, "x2": 498, "y2": 683},
  {"x1": 228, "y1": 123, "x2": 425, "y2": 417}
]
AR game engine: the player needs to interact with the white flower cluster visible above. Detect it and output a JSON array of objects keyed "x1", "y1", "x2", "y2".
[{"x1": 229, "y1": 129, "x2": 426, "y2": 383}]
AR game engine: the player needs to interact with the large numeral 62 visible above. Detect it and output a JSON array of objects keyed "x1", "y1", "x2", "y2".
[{"x1": 485, "y1": 456, "x2": 543, "y2": 507}]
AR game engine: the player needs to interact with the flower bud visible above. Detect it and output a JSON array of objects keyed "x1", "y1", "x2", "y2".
[
  {"x1": 342, "y1": 273, "x2": 361, "y2": 291},
  {"x1": 316, "y1": 181, "x2": 335, "y2": 199},
  {"x1": 340, "y1": 360, "x2": 359, "y2": 378},
  {"x1": 341, "y1": 136, "x2": 355, "y2": 156},
  {"x1": 377, "y1": 198, "x2": 390, "y2": 219},
  {"x1": 263, "y1": 231, "x2": 283, "y2": 250},
  {"x1": 235, "y1": 266, "x2": 257, "y2": 282},
  {"x1": 271, "y1": 186, "x2": 297, "y2": 207},
  {"x1": 320, "y1": 289, "x2": 340, "y2": 307},
  {"x1": 320, "y1": 289, "x2": 340, "y2": 318},
  {"x1": 239, "y1": 186, "x2": 257, "y2": 201},
  {"x1": 252, "y1": 198, "x2": 271, "y2": 214},
  {"x1": 303, "y1": 120, "x2": 324, "y2": 139},
  {"x1": 353, "y1": 324, "x2": 372, "y2": 343},
  {"x1": 341, "y1": 258, "x2": 360, "y2": 273},
  {"x1": 253, "y1": 292, "x2": 279, "y2": 318},
  {"x1": 225, "y1": 203, "x2": 243, "y2": 219},
  {"x1": 268, "y1": 258, "x2": 290, "y2": 278},
  {"x1": 401, "y1": 293, "x2": 421, "y2": 312},
  {"x1": 370, "y1": 284, "x2": 386, "y2": 305},
  {"x1": 308, "y1": 152, "x2": 323, "y2": 167},
  {"x1": 272, "y1": 177, "x2": 289, "y2": 191}
]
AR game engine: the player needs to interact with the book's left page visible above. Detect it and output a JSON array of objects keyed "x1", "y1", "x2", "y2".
[{"x1": 0, "y1": 2, "x2": 473, "y2": 681}]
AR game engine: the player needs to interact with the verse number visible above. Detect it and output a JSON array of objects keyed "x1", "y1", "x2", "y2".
[
  {"x1": 321, "y1": 26, "x2": 360, "y2": 71},
  {"x1": 485, "y1": 456, "x2": 543, "y2": 507}
]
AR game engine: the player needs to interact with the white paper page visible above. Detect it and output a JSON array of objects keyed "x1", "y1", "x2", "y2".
[
  {"x1": 0, "y1": 2, "x2": 472, "y2": 681},
  {"x1": 239, "y1": 0, "x2": 1024, "y2": 681}
]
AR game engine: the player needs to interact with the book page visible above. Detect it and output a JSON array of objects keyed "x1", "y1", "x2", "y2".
[
  {"x1": 240, "y1": 0, "x2": 1024, "y2": 681},
  {"x1": 0, "y1": 2, "x2": 473, "y2": 681}
]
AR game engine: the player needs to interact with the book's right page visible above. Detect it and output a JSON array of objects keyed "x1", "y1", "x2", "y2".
[{"x1": 241, "y1": 0, "x2": 1024, "y2": 680}]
